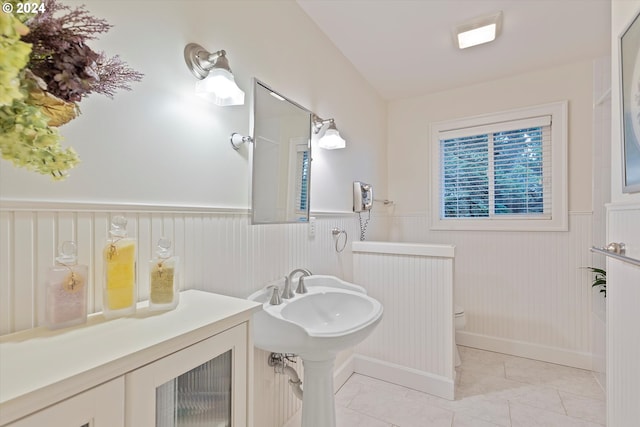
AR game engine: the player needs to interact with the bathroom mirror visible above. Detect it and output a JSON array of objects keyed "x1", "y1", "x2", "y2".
[{"x1": 250, "y1": 79, "x2": 312, "y2": 224}]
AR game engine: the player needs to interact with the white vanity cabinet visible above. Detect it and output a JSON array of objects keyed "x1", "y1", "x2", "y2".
[
  {"x1": 0, "y1": 290, "x2": 261, "y2": 427},
  {"x1": 126, "y1": 323, "x2": 248, "y2": 426},
  {"x1": 6, "y1": 378, "x2": 124, "y2": 427}
]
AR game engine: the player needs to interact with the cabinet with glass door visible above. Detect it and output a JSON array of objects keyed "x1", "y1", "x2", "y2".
[{"x1": 126, "y1": 323, "x2": 248, "y2": 427}]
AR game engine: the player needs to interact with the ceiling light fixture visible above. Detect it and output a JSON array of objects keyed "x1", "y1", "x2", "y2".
[
  {"x1": 312, "y1": 114, "x2": 346, "y2": 150},
  {"x1": 184, "y1": 43, "x2": 245, "y2": 106},
  {"x1": 453, "y1": 11, "x2": 503, "y2": 49}
]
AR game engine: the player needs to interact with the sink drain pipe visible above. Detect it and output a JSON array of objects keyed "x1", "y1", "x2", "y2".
[{"x1": 269, "y1": 353, "x2": 303, "y2": 400}]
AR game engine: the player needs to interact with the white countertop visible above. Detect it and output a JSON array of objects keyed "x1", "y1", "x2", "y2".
[{"x1": 0, "y1": 290, "x2": 261, "y2": 425}]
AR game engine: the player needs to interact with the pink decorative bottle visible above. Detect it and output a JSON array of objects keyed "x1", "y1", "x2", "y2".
[{"x1": 44, "y1": 241, "x2": 88, "y2": 329}]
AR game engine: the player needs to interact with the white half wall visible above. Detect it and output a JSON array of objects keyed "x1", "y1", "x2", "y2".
[{"x1": 352, "y1": 241, "x2": 455, "y2": 400}]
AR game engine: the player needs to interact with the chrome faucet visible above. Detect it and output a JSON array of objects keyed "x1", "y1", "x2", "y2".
[{"x1": 287, "y1": 268, "x2": 312, "y2": 295}]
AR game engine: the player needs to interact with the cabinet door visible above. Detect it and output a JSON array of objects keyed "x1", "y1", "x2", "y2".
[
  {"x1": 126, "y1": 323, "x2": 248, "y2": 427},
  {"x1": 7, "y1": 377, "x2": 124, "y2": 427}
]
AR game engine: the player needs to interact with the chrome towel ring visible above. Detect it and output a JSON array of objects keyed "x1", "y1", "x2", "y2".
[{"x1": 331, "y1": 227, "x2": 348, "y2": 253}]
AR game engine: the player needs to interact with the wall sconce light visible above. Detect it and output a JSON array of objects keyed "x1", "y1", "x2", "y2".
[
  {"x1": 230, "y1": 132, "x2": 253, "y2": 150},
  {"x1": 184, "y1": 43, "x2": 245, "y2": 106},
  {"x1": 453, "y1": 11, "x2": 503, "y2": 49},
  {"x1": 312, "y1": 114, "x2": 346, "y2": 150}
]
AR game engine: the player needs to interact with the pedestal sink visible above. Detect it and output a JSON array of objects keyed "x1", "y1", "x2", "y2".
[{"x1": 248, "y1": 275, "x2": 383, "y2": 427}]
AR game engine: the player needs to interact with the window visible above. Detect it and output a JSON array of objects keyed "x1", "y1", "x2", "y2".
[
  {"x1": 430, "y1": 102, "x2": 568, "y2": 231},
  {"x1": 296, "y1": 149, "x2": 310, "y2": 214},
  {"x1": 287, "y1": 137, "x2": 310, "y2": 221}
]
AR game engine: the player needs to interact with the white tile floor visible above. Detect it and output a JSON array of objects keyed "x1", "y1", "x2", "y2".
[{"x1": 335, "y1": 346, "x2": 606, "y2": 427}]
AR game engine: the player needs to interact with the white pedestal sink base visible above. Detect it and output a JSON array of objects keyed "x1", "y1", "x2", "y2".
[
  {"x1": 248, "y1": 276, "x2": 384, "y2": 427},
  {"x1": 301, "y1": 358, "x2": 336, "y2": 427}
]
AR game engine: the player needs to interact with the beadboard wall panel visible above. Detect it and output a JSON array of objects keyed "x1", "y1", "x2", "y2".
[
  {"x1": 606, "y1": 203, "x2": 640, "y2": 427},
  {"x1": 388, "y1": 212, "x2": 594, "y2": 368},
  {"x1": 353, "y1": 245, "x2": 455, "y2": 399},
  {"x1": 0, "y1": 203, "x2": 375, "y2": 427},
  {"x1": 0, "y1": 209, "x2": 376, "y2": 332}
]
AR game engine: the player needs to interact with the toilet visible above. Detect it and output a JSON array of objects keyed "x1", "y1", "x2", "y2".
[{"x1": 454, "y1": 305, "x2": 466, "y2": 367}]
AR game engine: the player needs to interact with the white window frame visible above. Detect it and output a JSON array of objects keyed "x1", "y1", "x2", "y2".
[{"x1": 430, "y1": 101, "x2": 568, "y2": 231}]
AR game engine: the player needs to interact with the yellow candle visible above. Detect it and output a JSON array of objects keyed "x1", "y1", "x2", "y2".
[{"x1": 104, "y1": 240, "x2": 136, "y2": 310}]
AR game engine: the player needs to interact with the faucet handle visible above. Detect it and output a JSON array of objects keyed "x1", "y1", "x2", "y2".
[
  {"x1": 266, "y1": 285, "x2": 282, "y2": 305},
  {"x1": 295, "y1": 276, "x2": 308, "y2": 294},
  {"x1": 282, "y1": 276, "x2": 295, "y2": 299}
]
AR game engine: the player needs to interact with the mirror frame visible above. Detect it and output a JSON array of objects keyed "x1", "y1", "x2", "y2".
[{"x1": 249, "y1": 78, "x2": 313, "y2": 224}]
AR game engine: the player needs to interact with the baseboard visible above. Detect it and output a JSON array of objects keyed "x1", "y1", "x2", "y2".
[
  {"x1": 456, "y1": 331, "x2": 593, "y2": 370},
  {"x1": 353, "y1": 355, "x2": 455, "y2": 400},
  {"x1": 333, "y1": 354, "x2": 356, "y2": 393}
]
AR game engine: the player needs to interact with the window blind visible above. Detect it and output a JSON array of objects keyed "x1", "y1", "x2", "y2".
[
  {"x1": 295, "y1": 149, "x2": 310, "y2": 214},
  {"x1": 440, "y1": 120, "x2": 551, "y2": 219}
]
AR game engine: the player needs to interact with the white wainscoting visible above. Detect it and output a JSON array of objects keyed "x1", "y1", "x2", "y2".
[
  {"x1": 388, "y1": 212, "x2": 594, "y2": 369},
  {"x1": 352, "y1": 241, "x2": 455, "y2": 400},
  {"x1": 606, "y1": 202, "x2": 640, "y2": 427},
  {"x1": 0, "y1": 201, "x2": 377, "y2": 427}
]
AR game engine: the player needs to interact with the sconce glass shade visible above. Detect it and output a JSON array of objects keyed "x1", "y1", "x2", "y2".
[
  {"x1": 195, "y1": 68, "x2": 245, "y2": 106},
  {"x1": 184, "y1": 43, "x2": 245, "y2": 106},
  {"x1": 312, "y1": 114, "x2": 346, "y2": 149},
  {"x1": 318, "y1": 124, "x2": 346, "y2": 150}
]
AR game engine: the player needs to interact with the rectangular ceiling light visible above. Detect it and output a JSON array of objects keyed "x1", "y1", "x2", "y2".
[{"x1": 454, "y1": 11, "x2": 503, "y2": 49}]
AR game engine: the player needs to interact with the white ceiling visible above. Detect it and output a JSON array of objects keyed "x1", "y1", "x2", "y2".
[{"x1": 296, "y1": 0, "x2": 612, "y2": 100}]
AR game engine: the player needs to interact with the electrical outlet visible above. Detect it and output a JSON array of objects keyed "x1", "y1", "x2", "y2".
[{"x1": 308, "y1": 216, "x2": 316, "y2": 238}]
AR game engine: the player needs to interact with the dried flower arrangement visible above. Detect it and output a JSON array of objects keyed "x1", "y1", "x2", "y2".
[{"x1": 0, "y1": 0, "x2": 143, "y2": 180}]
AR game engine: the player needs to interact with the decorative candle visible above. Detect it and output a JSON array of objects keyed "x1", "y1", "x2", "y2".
[
  {"x1": 45, "y1": 241, "x2": 88, "y2": 329},
  {"x1": 103, "y1": 216, "x2": 137, "y2": 318},
  {"x1": 149, "y1": 237, "x2": 179, "y2": 311}
]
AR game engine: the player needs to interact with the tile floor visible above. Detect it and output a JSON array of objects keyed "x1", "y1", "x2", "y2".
[{"x1": 334, "y1": 346, "x2": 606, "y2": 427}]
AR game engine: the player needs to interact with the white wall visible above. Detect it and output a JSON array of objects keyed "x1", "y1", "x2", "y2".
[
  {"x1": 0, "y1": 0, "x2": 387, "y2": 213},
  {"x1": 387, "y1": 60, "x2": 602, "y2": 368},
  {"x1": 388, "y1": 60, "x2": 595, "y2": 214}
]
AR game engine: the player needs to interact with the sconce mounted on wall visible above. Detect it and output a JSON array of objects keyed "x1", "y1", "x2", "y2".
[
  {"x1": 312, "y1": 113, "x2": 346, "y2": 150},
  {"x1": 184, "y1": 43, "x2": 245, "y2": 106},
  {"x1": 230, "y1": 132, "x2": 253, "y2": 150}
]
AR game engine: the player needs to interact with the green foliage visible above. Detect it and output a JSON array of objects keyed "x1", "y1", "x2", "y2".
[
  {"x1": 0, "y1": 9, "x2": 32, "y2": 106},
  {"x1": 585, "y1": 267, "x2": 606, "y2": 297},
  {"x1": 0, "y1": 6, "x2": 78, "y2": 179},
  {"x1": 0, "y1": 74, "x2": 79, "y2": 180},
  {"x1": 0, "y1": 0, "x2": 142, "y2": 180}
]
